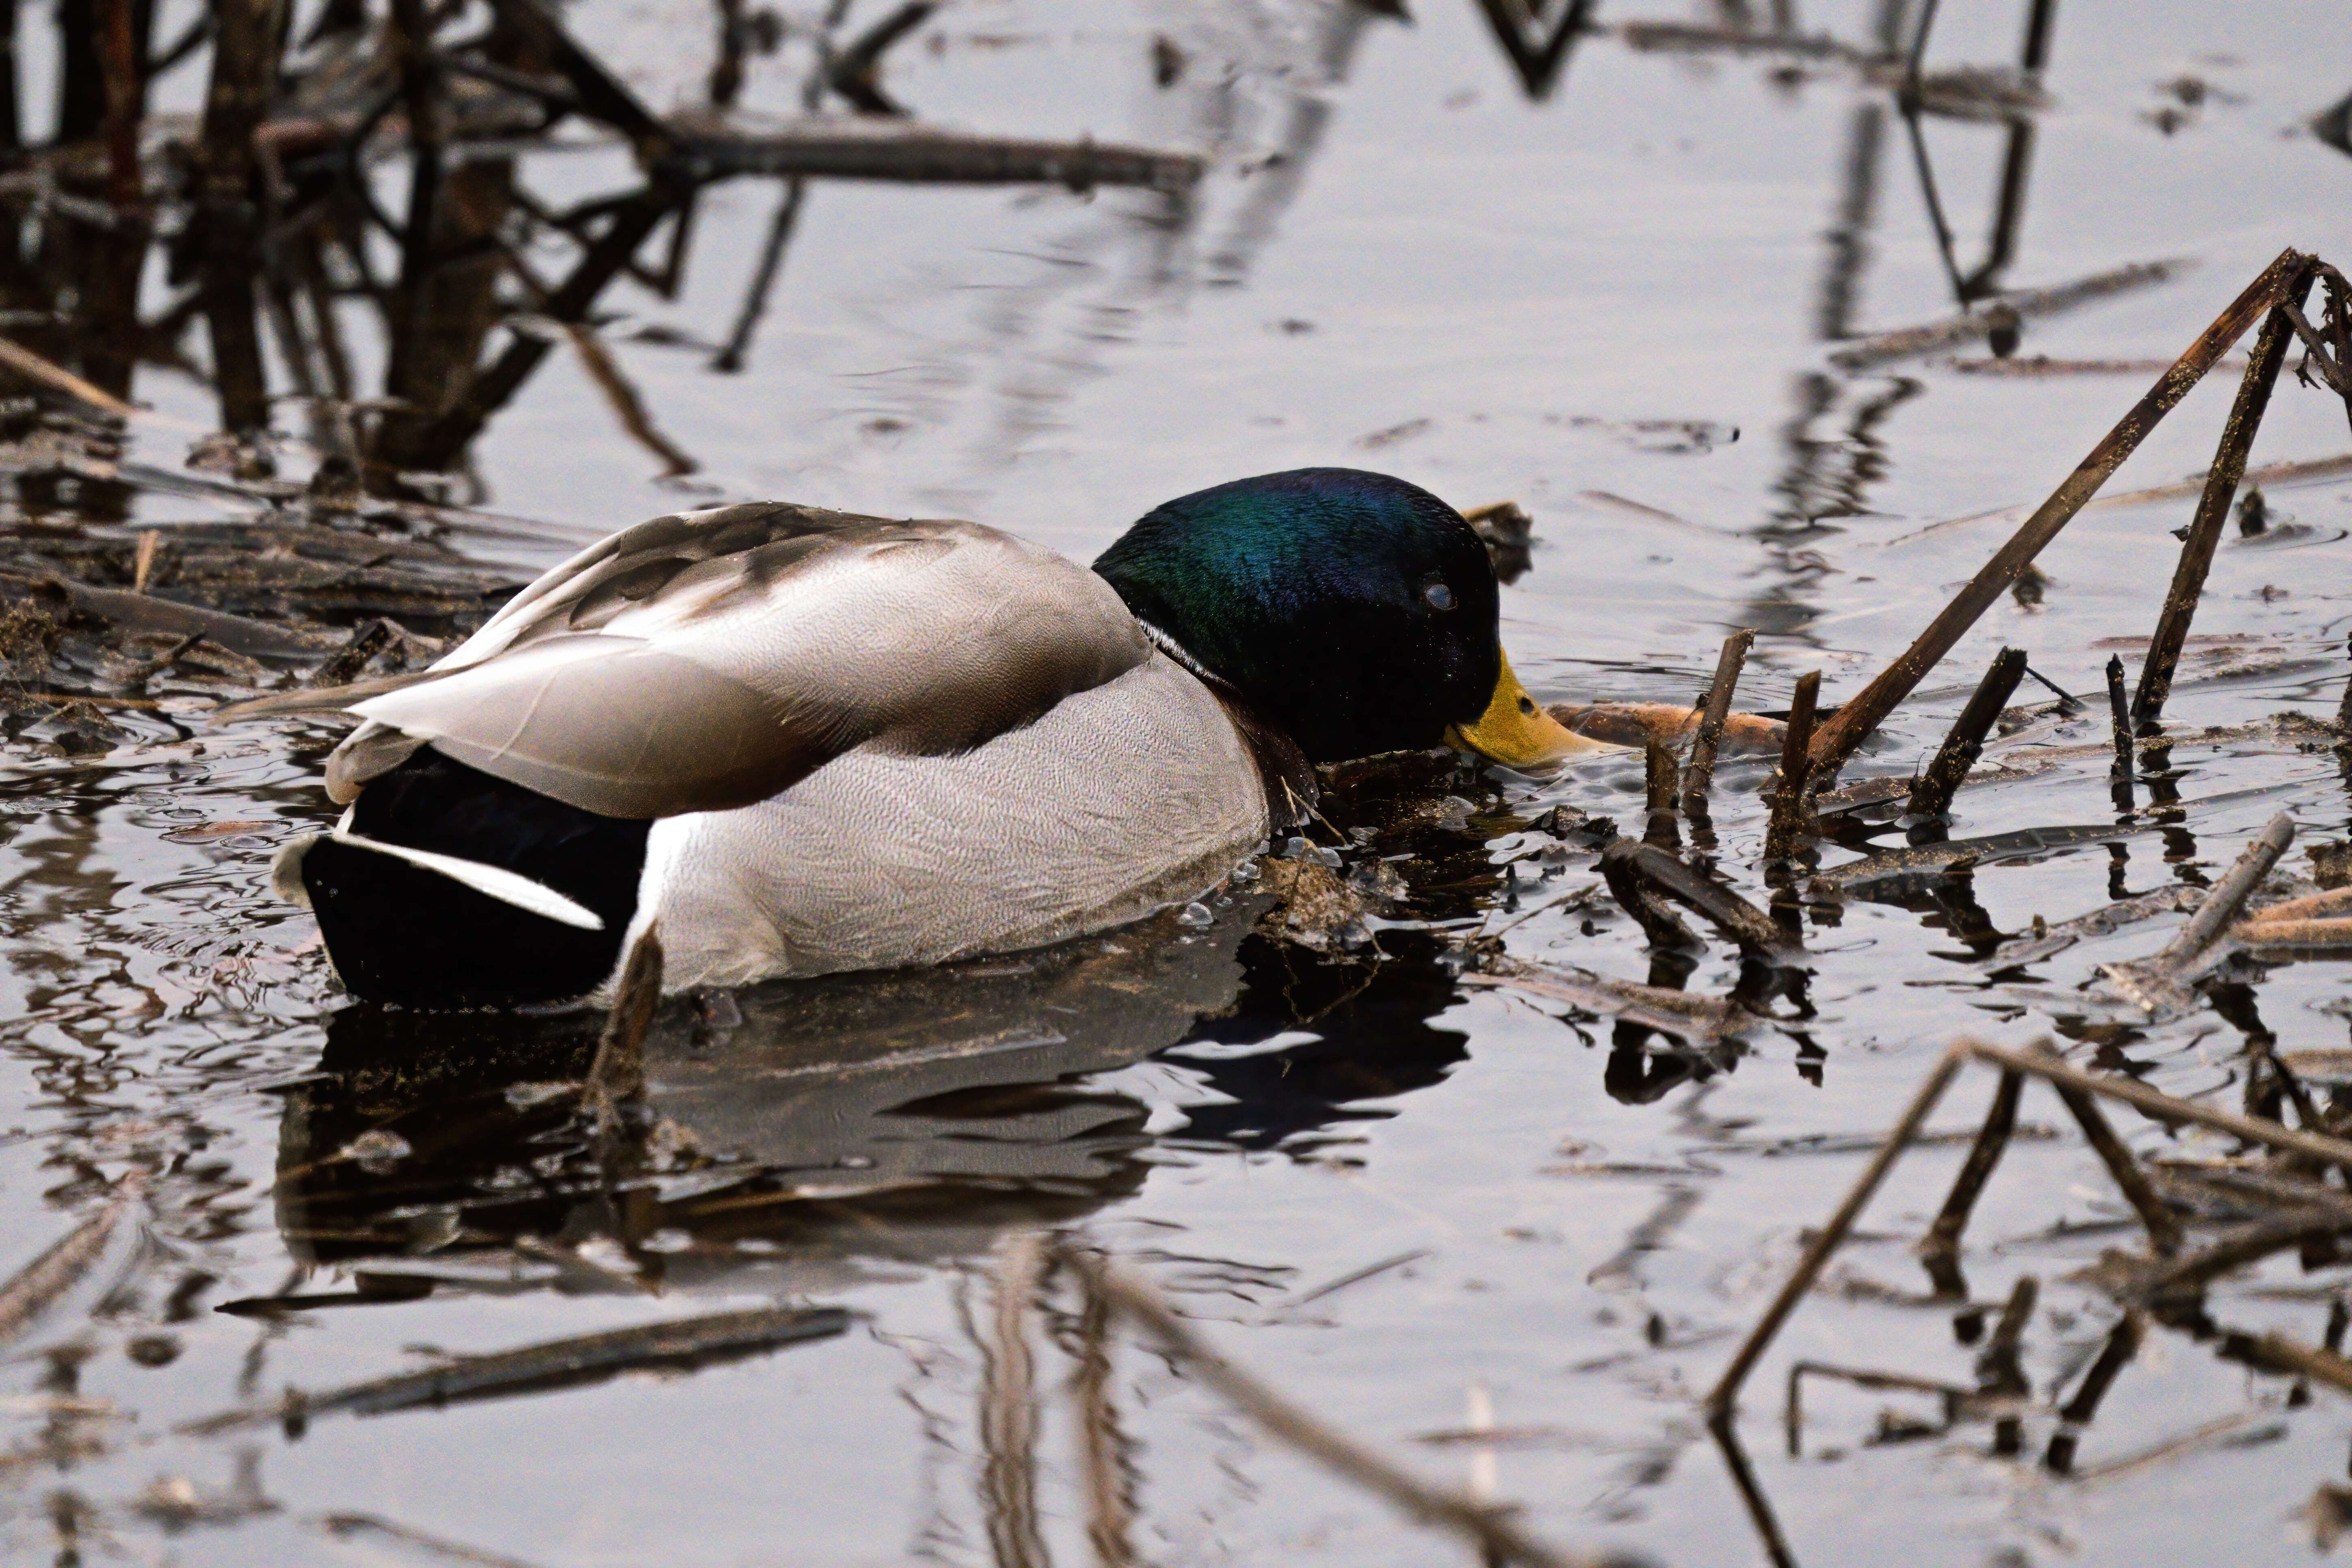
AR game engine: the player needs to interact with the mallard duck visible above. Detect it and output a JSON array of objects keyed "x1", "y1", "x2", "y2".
[{"x1": 246, "y1": 467, "x2": 1606, "y2": 1007}]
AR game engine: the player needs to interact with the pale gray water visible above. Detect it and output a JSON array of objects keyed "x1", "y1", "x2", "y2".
[{"x1": 6, "y1": 2, "x2": 2352, "y2": 1565}]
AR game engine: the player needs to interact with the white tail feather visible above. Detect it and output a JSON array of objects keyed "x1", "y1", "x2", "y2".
[{"x1": 328, "y1": 830, "x2": 606, "y2": 931}]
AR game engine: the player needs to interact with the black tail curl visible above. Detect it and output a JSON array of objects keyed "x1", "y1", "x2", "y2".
[{"x1": 300, "y1": 748, "x2": 651, "y2": 1008}]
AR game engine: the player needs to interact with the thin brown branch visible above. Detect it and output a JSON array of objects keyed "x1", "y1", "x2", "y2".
[{"x1": 1807, "y1": 248, "x2": 2313, "y2": 777}]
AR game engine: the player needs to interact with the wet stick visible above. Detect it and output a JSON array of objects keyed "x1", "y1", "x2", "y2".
[
  {"x1": 2131, "y1": 284, "x2": 2310, "y2": 733},
  {"x1": 180, "y1": 1306, "x2": 850, "y2": 1433},
  {"x1": 1599, "y1": 838, "x2": 1698, "y2": 950},
  {"x1": 2105, "y1": 654, "x2": 2134, "y2": 807},
  {"x1": 1679, "y1": 627, "x2": 1754, "y2": 811},
  {"x1": 1605, "y1": 840, "x2": 1788, "y2": 957},
  {"x1": 1806, "y1": 247, "x2": 2314, "y2": 779},
  {"x1": 1764, "y1": 671, "x2": 1820, "y2": 860},
  {"x1": 1642, "y1": 740, "x2": 1678, "y2": 846},
  {"x1": 1906, "y1": 645, "x2": 2026, "y2": 818},
  {"x1": 2157, "y1": 814, "x2": 2294, "y2": 973}
]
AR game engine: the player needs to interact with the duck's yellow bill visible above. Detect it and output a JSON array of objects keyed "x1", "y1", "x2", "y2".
[{"x1": 1446, "y1": 650, "x2": 1622, "y2": 770}]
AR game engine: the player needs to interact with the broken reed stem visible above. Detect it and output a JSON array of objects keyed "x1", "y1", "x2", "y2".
[
  {"x1": 1763, "y1": 672, "x2": 1820, "y2": 859},
  {"x1": 1805, "y1": 247, "x2": 2314, "y2": 778},
  {"x1": 1062, "y1": 1247, "x2": 1627, "y2": 1568},
  {"x1": 0, "y1": 337, "x2": 136, "y2": 420},
  {"x1": 1704, "y1": 1043, "x2": 1969, "y2": 1417},
  {"x1": 1643, "y1": 740, "x2": 1678, "y2": 846},
  {"x1": 2248, "y1": 1332, "x2": 2352, "y2": 1397},
  {"x1": 2158, "y1": 813, "x2": 2294, "y2": 971},
  {"x1": 1905, "y1": 645, "x2": 2025, "y2": 818},
  {"x1": 1917, "y1": 1068, "x2": 2021, "y2": 1296},
  {"x1": 1598, "y1": 838, "x2": 1699, "y2": 950},
  {"x1": 2045, "y1": 1077, "x2": 2184, "y2": 1258},
  {"x1": 1711, "y1": 1034, "x2": 2352, "y2": 1417},
  {"x1": 1679, "y1": 627, "x2": 1754, "y2": 810},
  {"x1": 1605, "y1": 840, "x2": 1787, "y2": 956},
  {"x1": 586, "y1": 926, "x2": 662, "y2": 1133},
  {"x1": 2104, "y1": 655, "x2": 2133, "y2": 794},
  {"x1": 2234, "y1": 917, "x2": 2352, "y2": 952},
  {"x1": 2131, "y1": 281, "x2": 2310, "y2": 733},
  {"x1": 2138, "y1": 1210, "x2": 2347, "y2": 1300}
]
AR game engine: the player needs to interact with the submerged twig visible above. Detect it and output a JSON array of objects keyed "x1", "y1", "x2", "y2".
[{"x1": 180, "y1": 1306, "x2": 850, "y2": 1434}]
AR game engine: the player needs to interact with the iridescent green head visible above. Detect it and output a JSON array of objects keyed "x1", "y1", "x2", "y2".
[{"x1": 1094, "y1": 467, "x2": 1590, "y2": 766}]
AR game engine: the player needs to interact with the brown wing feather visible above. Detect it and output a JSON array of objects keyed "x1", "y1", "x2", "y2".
[{"x1": 323, "y1": 505, "x2": 1149, "y2": 819}]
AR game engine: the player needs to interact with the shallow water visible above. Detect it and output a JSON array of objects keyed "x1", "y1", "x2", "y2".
[{"x1": 10, "y1": 2, "x2": 2352, "y2": 1564}]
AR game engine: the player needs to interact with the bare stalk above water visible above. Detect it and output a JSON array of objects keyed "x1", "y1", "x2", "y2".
[
  {"x1": 2131, "y1": 283, "x2": 2310, "y2": 733},
  {"x1": 1679, "y1": 627, "x2": 1755, "y2": 811},
  {"x1": 1807, "y1": 248, "x2": 2315, "y2": 780}
]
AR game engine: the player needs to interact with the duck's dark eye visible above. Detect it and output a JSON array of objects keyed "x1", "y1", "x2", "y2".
[
  {"x1": 1518, "y1": 695, "x2": 1535, "y2": 716},
  {"x1": 1422, "y1": 580, "x2": 1456, "y2": 611}
]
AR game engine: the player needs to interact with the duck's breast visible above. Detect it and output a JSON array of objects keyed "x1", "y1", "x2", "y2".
[{"x1": 637, "y1": 651, "x2": 1269, "y2": 988}]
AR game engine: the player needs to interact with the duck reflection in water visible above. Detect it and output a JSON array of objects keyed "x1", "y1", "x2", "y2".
[{"x1": 271, "y1": 901, "x2": 1470, "y2": 1304}]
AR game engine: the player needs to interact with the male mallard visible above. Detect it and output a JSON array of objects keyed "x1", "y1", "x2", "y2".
[{"x1": 250, "y1": 467, "x2": 1604, "y2": 1006}]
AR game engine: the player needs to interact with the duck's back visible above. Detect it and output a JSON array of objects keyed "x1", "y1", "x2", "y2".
[{"x1": 273, "y1": 503, "x2": 1271, "y2": 1005}]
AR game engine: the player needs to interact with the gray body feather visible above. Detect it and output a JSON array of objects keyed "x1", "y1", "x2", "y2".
[{"x1": 292, "y1": 503, "x2": 1270, "y2": 992}]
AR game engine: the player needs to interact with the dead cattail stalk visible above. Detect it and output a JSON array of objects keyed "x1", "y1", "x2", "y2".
[
  {"x1": 1061, "y1": 1246, "x2": 1633, "y2": 1568},
  {"x1": 1679, "y1": 627, "x2": 1755, "y2": 810},
  {"x1": 1602, "y1": 840, "x2": 1787, "y2": 958},
  {"x1": 2104, "y1": 654, "x2": 2133, "y2": 798},
  {"x1": 1763, "y1": 671, "x2": 1820, "y2": 859},
  {"x1": 1807, "y1": 248, "x2": 2315, "y2": 778},
  {"x1": 131, "y1": 531, "x2": 158, "y2": 595},
  {"x1": 2131, "y1": 285, "x2": 2310, "y2": 733},
  {"x1": 1904, "y1": 645, "x2": 2025, "y2": 818}
]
